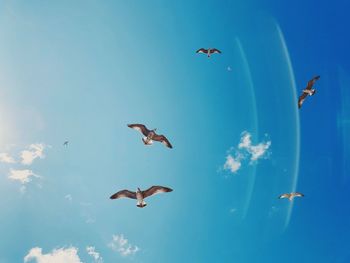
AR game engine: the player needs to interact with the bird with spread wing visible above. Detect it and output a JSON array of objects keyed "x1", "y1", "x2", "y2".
[
  {"x1": 110, "y1": 186, "x2": 173, "y2": 208},
  {"x1": 279, "y1": 192, "x2": 304, "y2": 201},
  {"x1": 298, "y1": 76, "x2": 320, "y2": 109},
  {"x1": 127, "y1": 124, "x2": 173, "y2": 148},
  {"x1": 196, "y1": 48, "x2": 221, "y2": 57}
]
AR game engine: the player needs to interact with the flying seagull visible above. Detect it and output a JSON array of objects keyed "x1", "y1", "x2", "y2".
[
  {"x1": 298, "y1": 76, "x2": 320, "y2": 109},
  {"x1": 127, "y1": 124, "x2": 173, "y2": 148},
  {"x1": 63, "y1": 141, "x2": 69, "y2": 146},
  {"x1": 196, "y1": 48, "x2": 221, "y2": 57},
  {"x1": 110, "y1": 186, "x2": 173, "y2": 208},
  {"x1": 279, "y1": 192, "x2": 304, "y2": 201}
]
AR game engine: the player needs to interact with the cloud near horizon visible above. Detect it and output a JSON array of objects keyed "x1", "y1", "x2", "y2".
[
  {"x1": 109, "y1": 234, "x2": 139, "y2": 257},
  {"x1": 24, "y1": 247, "x2": 82, "y2": 263},
  {"x1": 223, "y1": 131, "x2": 271, "y2": 174}
]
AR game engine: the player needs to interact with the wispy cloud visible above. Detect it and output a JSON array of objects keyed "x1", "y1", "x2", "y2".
[
  {"x1": 8, "y1": 169, "x2": 40, "y2": 193},
  {"x1": 86, "y1": 246, "x2": 103, "y2": 263},
  {"x1": 238, "y1": 132, "x2": 271, "y2": 162},
  {"x1": 223, "y1": 154, "x2": 242, "y2": 173},
  {"x1": 65, "y1": 194, "x2": 73, "y2": 202},
  {"x1": 0, "y1": 153, "x2": 16, "y2": 163},
  {"x1": 20, "y1": 143, "x2": 46, "y2": 165},
  {"x1": 24, "y1": 247, "x2": 82, "y2": 263},
  {"x1": 229, "y1": 208, "x2": 237, "y2": 214},
  {"x1": 109, "y1": 234, "x2": 139, "y2": 257},
  {"x1": 223, "y1": 131, "x2": 271, "y2": 174},
  {"x1": 8, "y1": 169, "x2": 39, "y2": 184}
]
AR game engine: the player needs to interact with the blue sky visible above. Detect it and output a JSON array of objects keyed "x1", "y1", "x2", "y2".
[{"x1": 0, "y1": 0, "x2": 349, "y2": 262}]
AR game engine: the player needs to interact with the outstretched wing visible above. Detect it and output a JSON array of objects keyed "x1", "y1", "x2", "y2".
[
  {"x1": 153, "y1": 134, "x2": 173, "y2": 148},
  {"x1": 294, "y1": 192, "x2": 304, "y2": 197},
  {"x1": 142, "y1": 186, "x2": 173, "y2": 198},
  {"x1": 279, "y1": 193, "x2": 290, "y2": 199},
  {"x1": 110, "y1": 190, "x2": 137, "y2": 200},
  {"x1": 298, "y1": 92, "x2": 308, "y2": 109},
  {"x1": 306, "y1": 75, "x2": 320, "y2": 90},
  {"x1": 196, "y1": 48, "x2": 208, "y2": 54},
  {"x1": 128, "y1": 124, "x2": 150, "y2": 137},
  {"x1": 211, "y1": 48, "x2": 222, "y2": 54}
]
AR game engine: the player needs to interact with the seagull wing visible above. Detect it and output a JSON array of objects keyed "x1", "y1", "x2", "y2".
[
  {"x1": 294, "y1": 192, "x2": 304, "y2": 197},
  {"x1": 298, "y1": 92, "x2": 308, "y2": 109},
  {"x1": 211, "y1": 48, "x2": 222, "y2": 54},
  {"x1": 306, "y1": 75, "x2": 320, "y2": 90},
  {"x1": 279, "y1": 193, "x2": 290, "y2": 199},
  {"x1": 196, "y1": 48, "x2": 208, "y2": 54},
  {"x1": 142, "y1": 186, "x2": 173, "y2": 199},
  {"x1": 152, "y1": 134, "x2": 173, "y2": 148},
  {"x1": 128, "y1": 124, "x2": 150, "y2": 137},
  {"x1": 110, "y1": 190, "x2": 137, "y2": 199}
]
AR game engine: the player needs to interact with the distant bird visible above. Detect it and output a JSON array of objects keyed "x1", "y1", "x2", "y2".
[
  {"x1": 63, "y1": 141, "x2": 69, "y2": 146},
  {"x1": 127, "y1": 124, "x2": 173, "y2": 148},
  {"x1": 110, "y1": 186, "x2": 173, "y2": 208},
  {"x1": 196, "y1": 48, "x2": 221, "y2": 57},
  {"x1": 279, "y1": 192, "x2": 304, "y2": 201},
  {"x1": 298, "y1": 76, "x2": 320, "y2": 109}
]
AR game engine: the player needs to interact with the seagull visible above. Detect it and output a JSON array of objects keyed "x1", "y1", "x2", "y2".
[
  {"x1": 127, "y1": 124, "x2": 173, "y2": 148},
  {"x1": 63, "y1": 141, "x2": 69, "y2": 146},
  {"x1": 110, "y1": 186, "x2": 173, "y2": 208},
  {"x1": 279, "y1": 192, "x2": 304, "y2": 201},
  {"x1": 298, "y1": 76, "x2": 320, "y2": 109},
  {"x1": 196, "y1": 48, "x2": 221, "y2": 57}
]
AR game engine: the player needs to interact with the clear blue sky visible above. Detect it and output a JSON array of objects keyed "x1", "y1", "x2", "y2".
[{"x1": 0, "y1": 0, "x2": 349, "y2": 262}]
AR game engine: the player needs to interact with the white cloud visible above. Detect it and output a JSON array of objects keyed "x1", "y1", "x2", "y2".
[
  {"x1": 0, "y1": 153, "x2": 16, "y2": 163},
  {"x1": 223, "y1": 154, "x2": 242, "y2": 173},
  {"x1": 109, "y1": 234, "x2": 139, "y2": 257},
  {"x1": 238, "y1": 132, "x2": 271, "y2": 162},
  {"x1": 20, "y1": 143, "x2": 46, "y2": 165},
  {"x1": 86, "y1": 246, "x2": 103, "y2": 263},
  {"x1": 249, "y1": 141, "x2": 271, "y2": 161},
  {"x1": 24, "y1": 247, "x2": 82, "y2": 263},
  {"x1": 223, "y1": 131, "x2": 271, "y2": 174},
  {"x1": 238, "y1": 132, "x2": 252, "y2": 149},
  {"x1": 8, "y1": 169, "x2": 39, "y2": 184}
]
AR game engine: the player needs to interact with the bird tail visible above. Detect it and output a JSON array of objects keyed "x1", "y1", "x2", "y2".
[
  {"x1": 311, "y1": 89, "x2": 316, "y2": 95},
  {"x1": 137, "y1": 201, "x2": 147, "y2": 208},
  {"x1": 142, "y1": 137, "x2": 153, "y2": 145}
]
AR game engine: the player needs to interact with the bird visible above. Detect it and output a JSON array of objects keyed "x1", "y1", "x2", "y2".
[
  {"x1": 196, "y1": 48, "x2": 221, "y2": 57},
  {"x1": 278, "y1": 192, "x2": 304, "y2": 201},
  {"x1": 63, "y1": 141, "x2": 69, "y2": 146},
  {"x1": 298, "y1": 76, "x2": 320, "y2": 108},
  {"x1": 110, "y1": 186, "x2": 173, "y2": 208},
  {"x1": 127, "y1": 124, "x2": 173, "y2": 148}
]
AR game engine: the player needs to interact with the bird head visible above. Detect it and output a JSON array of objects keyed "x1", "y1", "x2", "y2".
[
  {"x1": 311, "y1": 89, "x2": 316, "y2": 95},
  {"x1": 137, "y1": 188, "x2": 141, "y2": 192}
]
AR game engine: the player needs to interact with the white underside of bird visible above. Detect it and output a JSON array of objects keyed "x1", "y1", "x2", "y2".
[
  {"x1": 303, "y1": 89, "x2": 315, "y2": 95},
  {"x1": 136, "y1": 192, "x2": 147, "y2": 207},
  {"x1": 142, "y1": 137, "x2": 153, "y2": 145}
]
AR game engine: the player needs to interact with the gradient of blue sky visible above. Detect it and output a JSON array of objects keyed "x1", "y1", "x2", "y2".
[{"x1": 0, "y1": 0, "x2": 349, "y2": 262}]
